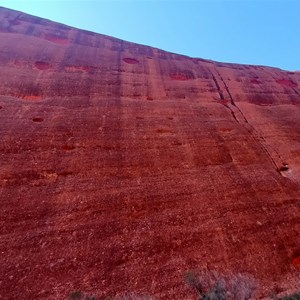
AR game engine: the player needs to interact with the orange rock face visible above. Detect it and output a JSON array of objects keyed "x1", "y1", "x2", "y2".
[{"x1": 0, "y1": 7, "x2": 300, "y2": 300}]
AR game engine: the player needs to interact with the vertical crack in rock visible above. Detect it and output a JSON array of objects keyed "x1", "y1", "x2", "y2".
[
  {"x1": 212, "y1": 68, "x2": 299, "y2": 186},
  {"x1": 211, "y1": 73, "x2": 225, "y2": 100},
  {"x1": 292, "y1": 88, "x2": 300, "y2": 96}
]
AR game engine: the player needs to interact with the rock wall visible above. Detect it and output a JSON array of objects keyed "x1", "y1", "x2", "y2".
[{"x1": 0, "y1": 7, "x2": 300, "y2": 299}]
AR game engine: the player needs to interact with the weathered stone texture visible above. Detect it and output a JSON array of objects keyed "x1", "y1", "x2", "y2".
[{"x1": 0, "y1": 7, "x2": 300, "y2": 299}]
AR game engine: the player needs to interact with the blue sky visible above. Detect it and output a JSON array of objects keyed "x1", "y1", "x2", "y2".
[{"x1": 1, "y1": 0, "x2": 299, "y2": 71}]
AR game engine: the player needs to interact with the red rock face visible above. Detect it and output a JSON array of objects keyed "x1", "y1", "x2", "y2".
[{"x1": 0, "y1": 7, "x2": 300, "y2": 300}]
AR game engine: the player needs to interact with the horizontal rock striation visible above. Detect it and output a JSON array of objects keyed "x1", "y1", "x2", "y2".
[{"x1": 0, "y1": 6, "x2": 300, "y2": 299}]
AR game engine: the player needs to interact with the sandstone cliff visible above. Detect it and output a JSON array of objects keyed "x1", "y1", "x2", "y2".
[{"x1": 0, "y1": 7, "x2": 300, "y2": 299}]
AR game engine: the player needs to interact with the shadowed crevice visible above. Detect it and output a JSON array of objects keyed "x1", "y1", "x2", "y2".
[{"x1": 213, "y1": 68, "x2": 299, "y2": 187}]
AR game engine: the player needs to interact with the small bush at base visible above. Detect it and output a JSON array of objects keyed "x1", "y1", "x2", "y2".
[
  {"x1": 280, "y1": 293, "x2": 300, "y2": 300},
  {"x1": 69, "y1": 290, "x2": 97, "y2": 300},
  {"x1": 184, "y1": 270, "x2": 257, "y2": 300}
]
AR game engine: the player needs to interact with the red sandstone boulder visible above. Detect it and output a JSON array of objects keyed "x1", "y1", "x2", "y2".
[{"x1": 0, "y1": 6, "x2": 300, "y2": 299}]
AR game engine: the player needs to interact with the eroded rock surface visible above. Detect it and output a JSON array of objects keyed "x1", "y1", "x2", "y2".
[{"x1": 0, "y1": 7, "x2": 300, "y2": 299}]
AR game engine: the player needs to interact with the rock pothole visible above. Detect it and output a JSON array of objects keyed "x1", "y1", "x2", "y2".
[
  {"x1": 292, "y1": 256, "x2": 300, "y2": 268},
  {"x1": 35, "y1": 61, "x2": 52, "y2": 70},
  {"x1": 279, "y1": 164, "x2": 291, "y2": 177},
  {"x1": 279, "y1": 164, "x2": 289, "y2": 172},
  {"x1": 62, "y1": 145, "x2": 76, "y2": 151},
  {"x1": 123, "y1": 58, "x2": 139, "y2": 64},
  {"x1": 251, "y1": 79, "x2": 261, "y2": 84},
  {"x1": 32, "y1": 117, "x2": 44, "y2": 123}
]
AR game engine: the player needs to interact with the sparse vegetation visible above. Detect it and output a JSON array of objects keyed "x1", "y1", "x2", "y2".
[
  {"x1": 184, "y1": 270, "x2": 257, "y2": 300},
  {"x1": 69, "y1": 290, "x2": 97, "y2": 300},
  {"x1": 280, "y1": 292, "x2": 300, "y2": 300},
  {"x1": 69, "y1": 290, "x2": 83, "y2": 300},
  {"x1": 69, "y1": 272, "x2": 300, "y2": 300}
]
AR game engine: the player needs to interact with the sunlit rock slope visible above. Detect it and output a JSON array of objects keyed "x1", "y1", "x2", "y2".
[{"x1": 0, "y1": 6, "x2": 300, "y2": 299}]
